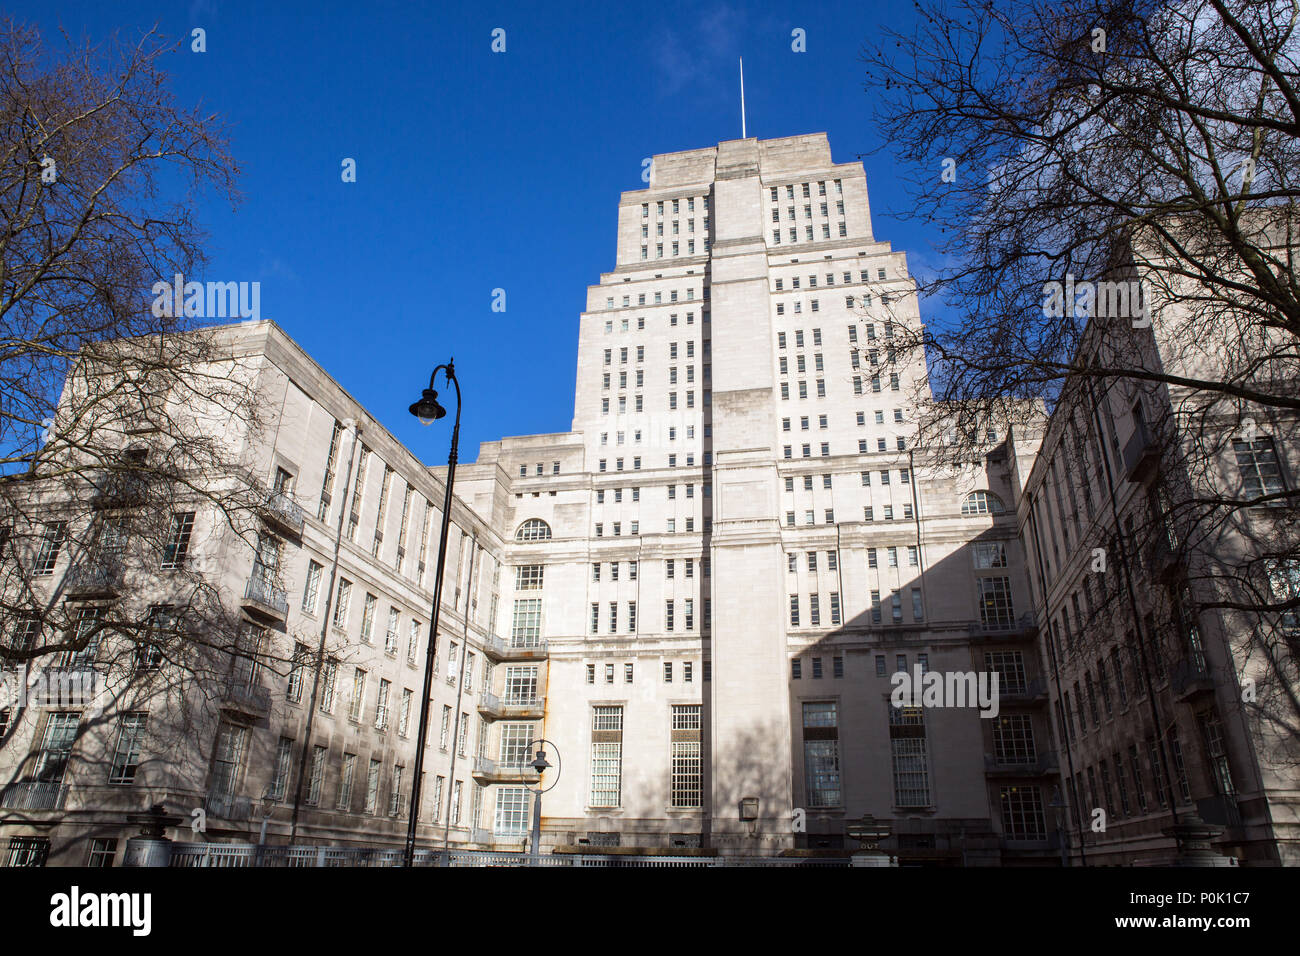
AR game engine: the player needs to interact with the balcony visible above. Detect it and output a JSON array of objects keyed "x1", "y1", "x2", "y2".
[
  {"x1": 205, "y1": 791, "x2": 253, "y2": 821},
  {"x1": 221, "y1": 679, "x2": 272, "y2": 719},
  {"x1": 1123, "y1": 420, "x2": 1161, "y2": 483},
  {"x1": 471, "y1": 756, "x2": 540, "y2": 785},
  {"x1": 64, "y1": 559, "x2": 125, "y2": 597},
  {"x1": 242, "y1": 575, "x2": 288, "y2": 621},
  {"x1": 89, "y1": 472, "x2": 151, "y2": 509},
  {"x1": 478, "y1": 692, "x2": 546, "y2": 721},
  {"x1": 968, "y1": 613, "x2": 1037, "y2": 641},
  {"x1": 0, "y1": 781, "x2": 69, "y2": 810},
  {"x1": 259, "y1": 491, "x2": 305, "y2": 537},
  {"x1": 984, "y1": 752, "x2": 1060, "y2": 777},
  {"x1": 482, "y1": 636, "x2": 549, "y2": 662},
  {"x1": 998, "y1": 678, "x2": 1049, "y2": 704},
  {"x1": 1196, "y1": 794, "x2": 1243, "y2": 829},
  {"x1": 1145, "y1": 536, "x2": 1183, "y2": 582},
  {"x1": 1171, "y1": 656, "x2": 1215, "y2": 701}
]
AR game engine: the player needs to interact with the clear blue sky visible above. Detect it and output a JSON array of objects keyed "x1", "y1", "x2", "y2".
[{"x1": 15, "y1": 0, "x2": 941, "y2": 462}]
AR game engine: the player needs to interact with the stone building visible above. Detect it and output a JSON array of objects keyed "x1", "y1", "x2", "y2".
[{"x1": 5, "y1": 133, "x2": 1289, "y2": 866}]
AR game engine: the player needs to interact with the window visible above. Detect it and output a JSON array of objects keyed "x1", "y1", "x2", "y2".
[
  {"x1": 511, "y1": 599, "x2": 542, "y2": 647},
  {"x1": 803, "y1": 702, "x2": 841, "y2": 806},
  {"x1": 961, "y1": 491, "x2": 1006, "y2": 516},
  {"x1": 108, "y1": 713, "x2": 147, "y2": 785},
  {"x1": 591, "y1": 706, "x2": 624, "y2": 807},
  {"x1": 666, "y1": 704, "x2": 704, "y2": 809},
  {"x1": 86, "y1": 838, "x2": 117, "y2": 868},
  {"x1": 301, "y1": 561, "x2": 323, "y2": 612},
  {"x1": 1000, "y1": 785, "x2": 1047, "y2": 839},
  {"x1": 972, "y1": 542, "x2": 1008, "y2": 568},
  {"x1": 332, "y1": 579, "x2": 352, "y2": 629},
  {"x1": 977, "y1": 576, "x2": 1016, "y2": 628},
  {"x1": 161, "y1": 512, "x2": 195, "y2": 569},
  {"x1": 209, "y1": 721, "x2": 246, "y2": 800},
  {"x1": 516, "y1": 565, "x2": 544, "y2": 590},
  {"x1": 33, "y1": 522, "x2": 67, "y2": 574},
  {"x1": 889, "y1": 705, "x2": 931, "y2": 806},
  {"x1": 1234, "y1": 437, "x2": 1285, "y2": 498},
  {"x1": 515, "y1": 519, "x2": 552, "y2": 541}
]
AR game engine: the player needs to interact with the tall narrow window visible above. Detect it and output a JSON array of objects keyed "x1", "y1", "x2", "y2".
[
  {"x1": 108, "y1": 713, "x2": 148, "y2": 785},
  {"x1": 319, "y1": 420, "x2": 343, "y2": 520},
  {"x1": 590, "y1": 706, "x2": 624, "y2": 807},
  {"x1": 889, "y1": 705, "x2": 931, "y2": 807},
  {"x1": 670, "y1": 705, "x2": 703, "y2": 808},
  {"x1": 161, "y1": 512, "x2": 195, "y2": 569},
  {"x1": 803, "y1": 702, "x2": 841, "y2": 807}
]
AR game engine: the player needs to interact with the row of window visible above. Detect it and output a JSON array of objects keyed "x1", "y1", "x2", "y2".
[
  {"x1": 773, "y1": 269, "x2": 889, "y2": 292},
  {"x1": 782, "y1": 408, "x2": 905, "y2": 432},
  {"x1": 772, "y1": 201, "x2": 847, "y2": 222},
  {"x1": 26, "y1": 510, "x2": 195, "y2": 577},
  {"x1": 800, "y1": 701, "x2": 933, "y2": 809},
  {"x1": 604, "y1": 285, "x2": 707, "y2": 309},
  {"x1": 580, "y1": 703, "x2": 703, "y2": 810},
  {"x1": 787, "y1": 592, "x2": 844, "y2": 627},
  {"x1": 584, "y1": 660, "x2": 706, "y2": 684},
  {"x1": 771, "y1": 223, "x2": 847, "y2": 243}
]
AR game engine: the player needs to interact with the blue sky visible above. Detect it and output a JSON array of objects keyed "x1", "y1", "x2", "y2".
[{"x1": 15, "y1": 0, "x2": 939, "y2": 461}]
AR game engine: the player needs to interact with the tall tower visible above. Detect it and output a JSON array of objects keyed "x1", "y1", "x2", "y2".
[{"x1": 567, "y1": 133, "x2": 941, "y2": 852}]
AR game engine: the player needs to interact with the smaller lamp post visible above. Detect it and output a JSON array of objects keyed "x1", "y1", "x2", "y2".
[{"x1": 526, "y1": 739, "x2": 561, "y2": 866}]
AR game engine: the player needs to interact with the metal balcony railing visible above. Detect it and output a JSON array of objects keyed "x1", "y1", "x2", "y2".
[
  {"x1": 204, "y1": 791, "x2": 253, "y2": 820},
  {"x1": 65, "y1": 560, "x2": 125, "y2": 596},
  {"x1": 1123, "y1": 420, "x2": 1161, "y2": 483},
  {"x1": 984, "y1": 752, "x2": 1060, "y2": 775},
  {"x1": 482, "y1": 636, "x2": 549, "y2": 661},
  {"x1": 222, "y1": 679, "x2": 272, "y2": 717},
  {"x1": 478, "y1": 692, "x2": 545, "y2": 719},
  {"x1": 261, "y1": 491, "x2": 305, "y2": 536},
  {"x1": 0, "y1": 781, "x2": 69, "y2": 810},
  {"x1": 243, "y1": 576, "x2": 288, "y2": 618},
  {"x1": 1171, "y1": 656, "x2": 1215, "y2": 699}
]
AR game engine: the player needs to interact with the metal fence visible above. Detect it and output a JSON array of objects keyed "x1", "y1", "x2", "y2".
[{"x1": 153, "y1": 841, "x2": 850, "y2": 868}]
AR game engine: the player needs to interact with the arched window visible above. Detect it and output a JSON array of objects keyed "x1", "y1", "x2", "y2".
[
  {"x1": 961, "y1": 490, "x2": 1006, "y2": 516},
  {"x1": 515, "y1": 519, "x2": 552, "y2": 541}
]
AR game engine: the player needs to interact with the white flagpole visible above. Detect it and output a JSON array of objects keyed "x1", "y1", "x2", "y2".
[{"x1": 740, "y1": 57, "x2": 747, "y2": 139}]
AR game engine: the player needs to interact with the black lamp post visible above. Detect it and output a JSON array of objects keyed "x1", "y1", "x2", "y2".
[
  {"x1": 525, "y1": 739, "x2": 561, "y2": 866},
  {"x1": 403, "y1": 360, "x2": 461, "y2": 868}
]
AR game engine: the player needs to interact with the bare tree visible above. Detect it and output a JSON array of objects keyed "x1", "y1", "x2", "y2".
[{"x1": 0, "y1": 21, "x2": 271, "y2": 747}]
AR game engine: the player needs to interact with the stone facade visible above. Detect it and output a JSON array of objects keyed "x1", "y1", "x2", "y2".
[{"x1": 8, "y1": 133, "x2": 1287, "y2": 867}]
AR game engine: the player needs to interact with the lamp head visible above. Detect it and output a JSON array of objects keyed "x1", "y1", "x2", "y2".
[
  {"x1": 531, "y1": 747, "x2": 552, "y2": 775},
  {"x1": 409, "y1": 388, "x2": 446, "y2": 426}
]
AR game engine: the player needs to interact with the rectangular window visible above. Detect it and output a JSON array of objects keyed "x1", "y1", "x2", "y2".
[
  {"x1": 301, "y1": 561, "x2": 323, "y2": 612},
  {"x1": 511, "y1": 599, "x2": 542, "y2": 647},
  {"x1": 33, "y1": 522, "x2": 67, "y2": 574},
  {"x1": 108, "y1": 713, "x2": 147, "y2": 785},
  {"x1": 803, "y1": 702, "x2": 841, "y2": 807},
  {"x1": 889, "y1": 705, "x2": 931, "y2": 807},
  {"x1": 977, "y1": 576, "x2": 1016, "y2": 629},
  {"x1": 590, "y1": 706, "x2": 624, "y2": 807},
  {"x1": 161, "y1": 512, "x2": 195, "y2": 569},
  {"x1": 671, "y1": 705, "x2": 703, "y2": 808}
]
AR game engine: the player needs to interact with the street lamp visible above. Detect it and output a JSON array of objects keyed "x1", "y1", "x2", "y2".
[
  {"x1": 403, "y1": 360, "x2": 461, "y2": 868},
  {"x1": 526, "y1": 738, "x2": 561, "y2": 866}
]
